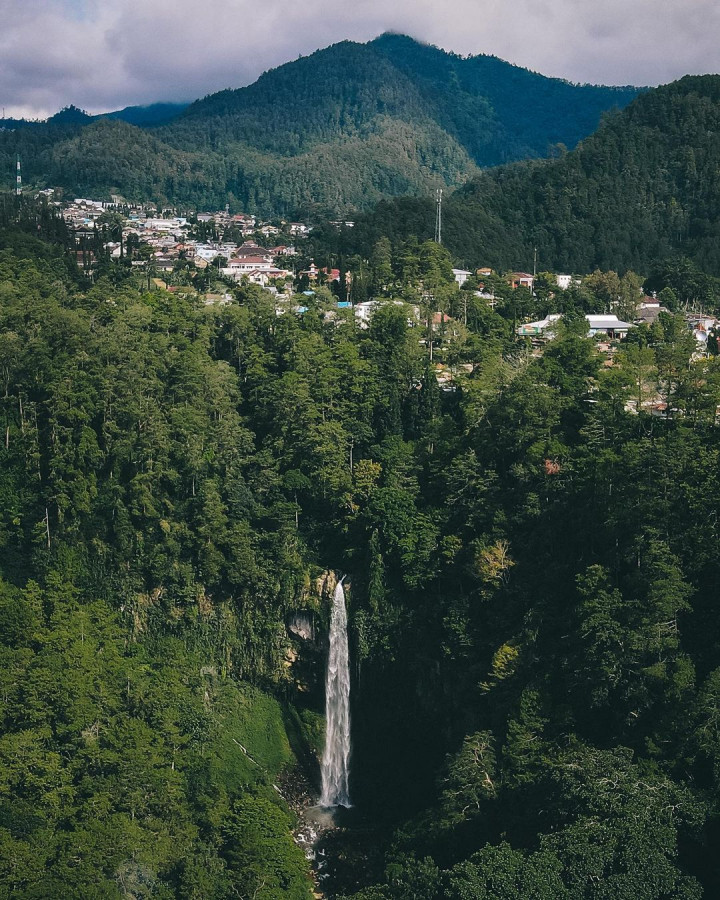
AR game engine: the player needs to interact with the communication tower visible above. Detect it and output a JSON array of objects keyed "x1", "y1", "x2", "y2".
[{"x1": 434, "y1": 188, "x2": 442, "y2": 245}]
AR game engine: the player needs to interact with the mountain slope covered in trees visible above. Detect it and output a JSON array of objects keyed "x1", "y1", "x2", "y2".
[
  {"x1": 321, "y1": 74, "x2": 720, "y2": 276},
  {"x1": 0, "y1": 35, "x2": 639, "y2": 215},
  {"x1": 0, "y1": 216, "x2": 321, "y2": 898}
]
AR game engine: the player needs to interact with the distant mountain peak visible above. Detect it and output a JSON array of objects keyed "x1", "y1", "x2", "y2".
[
  {"x1": 0, "y1": 35, "x2": 642, "y2": 217},
  {"x1": 48, "y1": 104, "x2": 93, "y2": 125}
]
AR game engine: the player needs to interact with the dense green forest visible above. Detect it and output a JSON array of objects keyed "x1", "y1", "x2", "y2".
[
  {"x1": 0, "y1": 35, "x2": 639, "y2": 216},
  {"x1": 316, "y1": 74, "x2": 720, "y2": 277},
  {"x1": 0, "y1": 208, "x2": 320, "y2": 898},
  {"x1": 2, "y1": 199, "x2": 720, "y2": 897}
]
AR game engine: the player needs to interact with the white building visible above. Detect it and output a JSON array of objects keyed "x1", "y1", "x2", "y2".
[
  {"x1": 586, "y1": 315, "x2": 634, "y2": 337},
  {"x1": 452, "y1": 268, "x2": 472, "y2": 287},
  {"x1": 142, "y1": 218, "x2": 188, "y2": 232},
  {"x1": 686, "y1": 312, "x2": 718, "y2": 348},
  {"x1": 354, "y1": 300, "x2": 420, "y2": 329},
  {"x1": 223, "y1": 256, "x2": 274, "y2": 275},
  {"x1": 221, "y1": 264, "x2": 291, "y2": 284},
  {"x1": 517, "y1": 313, "x2": 634, "y2": 340}
]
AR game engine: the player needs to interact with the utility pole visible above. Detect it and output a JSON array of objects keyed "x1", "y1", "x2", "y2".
[
  {"x1": 435, "y1": 188, "x2": 443, "y2": 245},
  {"x1": 533, "y1": 246, "x2": 537, "y2": 278},
  {"x1": 15, "y1": 154, "x2": 21, "y2": 197}
]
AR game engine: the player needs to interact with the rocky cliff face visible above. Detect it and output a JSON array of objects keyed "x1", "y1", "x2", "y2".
[
  {"x1": 315, "y1": 570, "x2": 342, "y2": 608},
  {"x1": 285, "y1": 569, "x2": 350, "y2": 692}
]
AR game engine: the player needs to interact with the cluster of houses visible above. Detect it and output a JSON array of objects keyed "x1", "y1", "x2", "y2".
[
  {"x1": 128, "y1": 237, "x2": 299, "y2": 289},
  {"x1": 516, "y1": 300, "x2": 717, "y2": 353},
  {"x1": 217, "y1": 241, "x2": 294, "y2": 287},
  {"x1": 63, "y1": 198, "x2": 310, "y2": 238},
  {"x1": 59, "y1": 198, "x2": 314, "y2": 290},
  {"x1": 511, "y1": 280, "x2": 718, "y2": 354},
  {"x1": 517, "y1": 313, "x2": 635, "y2": 341}
]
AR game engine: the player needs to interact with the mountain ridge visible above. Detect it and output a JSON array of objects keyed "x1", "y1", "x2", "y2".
[
  {"x1": 317, "y1": 73, "x2": 720, "y2": 276},
  {"x1": 0, "y1": 102, "x2": 190, "y2": 130},
  {"x1": 0, "y1": 34, "x2": 641, "y2": 215}
]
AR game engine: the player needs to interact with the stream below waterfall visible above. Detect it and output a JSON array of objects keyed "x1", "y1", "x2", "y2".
[{"x1": 285, "y1": 575, "x2": 386, "y2": 896}]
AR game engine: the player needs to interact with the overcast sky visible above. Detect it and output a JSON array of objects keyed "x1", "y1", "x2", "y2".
[{"x1": 1, "y1": 0, "x2": 718, "y2": 119}]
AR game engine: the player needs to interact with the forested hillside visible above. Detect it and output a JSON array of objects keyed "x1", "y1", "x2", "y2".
[
  {"x1": 0, "y1": 35, "x2": 639, "y2": 216},
  {"x1": 3, "y1": 201, "x2": 720, "y2": 896},
  {"x1": 0, "y1": 210, "x2": 321, "y2": 898},
  {"x1": 322, "y1": 74, "x2": 720, "y2": 276}
]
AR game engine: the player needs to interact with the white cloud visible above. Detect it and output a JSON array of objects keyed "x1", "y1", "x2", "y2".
[{"x1": 0, "y1": 0, "x2": 718, "y2": 117}]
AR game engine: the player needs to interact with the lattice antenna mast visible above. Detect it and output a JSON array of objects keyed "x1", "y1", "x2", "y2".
[
  {"x1": 434, "y1": 188, "x2": 442, "y2": 245},
  {"x1": 15, "y1": 155, "x2": 21, "y2": 196}
]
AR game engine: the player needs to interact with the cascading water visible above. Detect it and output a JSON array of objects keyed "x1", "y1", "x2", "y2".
[{"x1": 320, "y1": 578, "x2": 351, "y2": 807}]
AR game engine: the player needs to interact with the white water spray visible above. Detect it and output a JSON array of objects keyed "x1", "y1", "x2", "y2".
[{"x1": 320, "y1": 579, "x2": 351, "y2": 807}]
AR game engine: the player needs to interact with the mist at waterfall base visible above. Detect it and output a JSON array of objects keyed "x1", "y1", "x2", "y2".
[{"x1": 320, "y1": 580, "x2": 352, "y2": 808}]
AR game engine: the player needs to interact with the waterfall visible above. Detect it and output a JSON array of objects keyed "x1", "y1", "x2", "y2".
[{"x1": 320, "y1": 579, "x2": 351, "y2": 807}]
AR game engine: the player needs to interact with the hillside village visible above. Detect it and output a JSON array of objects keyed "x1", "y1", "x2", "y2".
[
  {"x1": 54, "y1": 196, "x2": 720, "y2": 414},
  {"x1": 62, "y1": 197, "x2": 303, "y2": 290}
]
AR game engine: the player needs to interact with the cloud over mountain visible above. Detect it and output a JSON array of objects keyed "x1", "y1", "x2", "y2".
[{"x1": 1, "y1": 0, "x2": 718, "y2": 118}]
